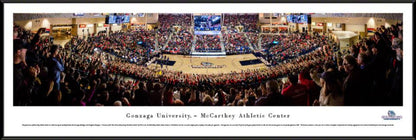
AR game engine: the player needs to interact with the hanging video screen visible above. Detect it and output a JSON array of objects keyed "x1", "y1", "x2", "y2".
[
  {"x1": 287, "y1": 15, "x2": 308, "y2": 24},
  {"x1": 194, "y1": 15, "x2": 221, "y2": 35},
  {"x1": 106, "y1": 15, "x2": 130, "y2": 24}
]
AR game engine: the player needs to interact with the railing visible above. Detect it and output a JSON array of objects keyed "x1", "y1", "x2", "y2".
[{"x1": 191, "y1": 52, "x2": 226, "y2": 57}]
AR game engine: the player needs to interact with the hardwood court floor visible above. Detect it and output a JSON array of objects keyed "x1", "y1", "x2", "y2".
[{"x1": 149, "y1": 54, "x2": 268, "y2": 74}]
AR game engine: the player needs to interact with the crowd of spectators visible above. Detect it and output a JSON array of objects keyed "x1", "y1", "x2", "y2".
[
  {"x1": 260, "y1": 34, "x2": 282, "y2": 48},
  {"x1": 156, "y1": 13, "x2": 259, "y2": 54},
  {"x1": 194, "y1": 35, "x2": 222, "y2": 52},
  {"x1": 156, "y1": 28, "x2": 171, "y2": 49},
  {"x1": 85, "y1": 29, "x2": 158, "y2": 65},
  {"x1": 261, "y1": 33, "x2": 325, "y2": 66},
  {"x1": 223, "y1": 32, "x2": 252, "y2": 54},
  {"x1": 223, "y1": 14, "x2": 238, "y2": 27},
  {"x1": 159, "y1": 14, "x2": 192, "y2": 28},
  {"x1": 337, "y1": 24, "x2": 403, "y2": 106},
  {"x1": 158, "y1": 14, "x2": 192, "y2": 47},
  {"x1": 13, "y1": 16, "x2": 403, "y2": 106},
  {"x1": 223, "y1": 14, "x2": 259, "y2": 32},
  {"x1": 246, "y1": 33, "x2": 259, "y2": 49},
  {"x1": 238, "y1": 14, "x2": 259, "y2": 32},
  {"x1": 165, "y1": 28, "x2": 193, "y2": 54}
]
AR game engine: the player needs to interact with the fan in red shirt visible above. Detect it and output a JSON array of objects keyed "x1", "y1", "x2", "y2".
[
  {"x1": 298, "y1": 69, "x2": 320, "y2": 106},
  {"x1": 281, "y1": 73, "x2": 308, "y2": 106}
]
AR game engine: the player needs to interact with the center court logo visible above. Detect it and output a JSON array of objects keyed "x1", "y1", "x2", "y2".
[
  {"x1": 382, "y1": 110, "x2": 402, "y2": 120},
  {"x1": 201, "y1": 62, "x2": 214, "y2": 66}
]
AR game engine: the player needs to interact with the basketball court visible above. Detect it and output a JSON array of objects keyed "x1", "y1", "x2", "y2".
[{"x1": 148, "y1": 54, "x2": 268, "y2": 74}]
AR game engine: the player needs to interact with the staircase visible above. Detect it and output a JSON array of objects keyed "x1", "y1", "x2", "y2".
[
  {"x1": 161, "y1": 32, "x2": 173, "y2": 50},
  {"x1": 258, "y1": 33, "x2": 262, "y2": 50},
  {"x1": 219, "y1": 33, "x2": 225, "y2": 52},
  {"x1": 191, "y1": 34, "x2": 197, "y2": 53},
  {"x1": 243, "y1": 33, "x2": 254, "y2": 51},
  {"x1": 155, "y1": 33, "x2": 159, "y2": 51}
]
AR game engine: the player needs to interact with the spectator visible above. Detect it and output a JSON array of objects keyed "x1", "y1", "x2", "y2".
[
  {"x1": 48, "y1": 45, "x2": 65, "y2": 91},
  {"x1": 202, "y1": 95, "x2": 214, "y2": 106},
  {"x1": 314, "y1": 71, "x2": 344, "y2": 106},
  {"x1": 255, "y1": 80, "x2": 290, "y2": 106},
  {"x1": 173, "y1": 99, "x2": 185, "y2": 106},
  {"x1": 357, "y1": 53, "x2": 370, "y2": 70},
  {"x1": 133, "y1": 82, "x2": 150, "y2": 105},
  {"x1": 163, "y1": 85, "x2": 174, "y2": 106},
  {"x1": 14, "y1": 39, "x2": 36, "y2": 106},
  {"x1": 282, "y1": 73, "x2": 308, "y2": 106},
  {"x1": 342, "y1": 55, "x2": 369, "y2": 106},
  {"x1": 114, "y1": 100, "x2": 122, "y2": 106},
  {"x1": 386, "y1": 44, "x2": 403, "y2": 106},
  {"x1": 299, "y1": 69, "x2": 320, "y2": 106}
]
